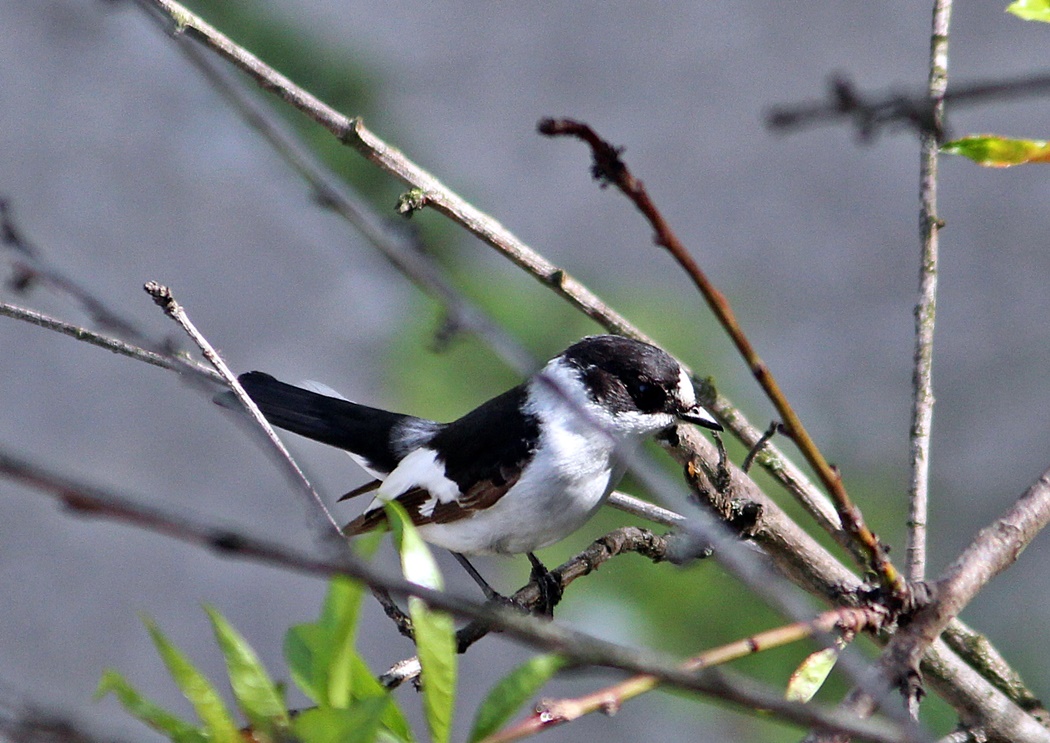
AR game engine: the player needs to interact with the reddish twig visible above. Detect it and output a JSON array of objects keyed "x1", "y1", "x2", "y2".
[
  {"x1": 484, "y1": 605, "x2": 888, "y2": 743},
  {"x1": 537, "y1": 117, "x2": 906, "y2": 602}
]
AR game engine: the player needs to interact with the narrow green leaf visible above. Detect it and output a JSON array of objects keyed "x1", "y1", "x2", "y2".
[
  {"x1": 95, "y1": 670, "x2": 207, "y2": 743},
  {"x1": 468, "y1": 655, "x2": 566, "y2": 743},
  {"x1": 292, "y1": 699, "x2": 393, "y2": 743},
  {"x1": 785, "y1": 646, "x2": 841, "y2": 703},
  {"x1": 385, "y1": 502, "x2": 442, "y2": 592},
  {"x1": 385, "y1": 503, "x2": 457, "y2": 743},
  {"x1": 942, "y1": 135, "x2": 1050, "y2": 167},
  {"x1": 283, "y1": 531, "x2": 382, "y2": 708},
  {"x1": 347, "y1": 654, "x2": 415, "y2": 742},
  {"x1": 284, "y1": 575, "x2": 368, "y2": 708},
  {"x1": 1007, "y1": 0, "x2": 1050, "y2": 22},
  {"x1": 142, "y1": 616, "x2": 241, "y2": 743},
  {"x1": 205, "y1": 605, "x2": 290, "y2": 735}
]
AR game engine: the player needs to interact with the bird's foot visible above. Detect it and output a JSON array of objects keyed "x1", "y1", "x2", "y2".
[{"x1": 527, "y1": 553, "x2": 563, "y2": 618}]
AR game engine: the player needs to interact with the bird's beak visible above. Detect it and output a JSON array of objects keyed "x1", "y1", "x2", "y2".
[{"x1": 679, "y1": 404, "x2": 723, "y2": 432}]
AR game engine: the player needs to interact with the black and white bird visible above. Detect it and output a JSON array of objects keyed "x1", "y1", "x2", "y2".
[{"x1": 233, "y1": 335, "x2": 722, "y2": 609}]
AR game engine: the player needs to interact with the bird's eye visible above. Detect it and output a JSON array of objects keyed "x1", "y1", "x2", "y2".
[{"x1": 629, "y1": 379, "x2": 665, "y2": 412}]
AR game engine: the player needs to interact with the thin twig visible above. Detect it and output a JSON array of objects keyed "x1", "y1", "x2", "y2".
[
  {"x1": 484, "y1": 606, "x2": 886, "y2": 743},
  {"x1": 907, "y1": 0, "x2": 952, "y2": 593},
  {"x1": 603, "y1": 490, "x2": 683, "y2": 527},
  {"x1": 143, "y1": 281, "x2": 341, "y2": 534},
  {"x1": 537, "y1": 117, "x2": 905, "y2": 602},
  {"x1": 766, "y1": 72, "x2": 1050, "y2": 141},
  {"x1": 0, "y1": 301, "x2": 221, "y2": 381}
]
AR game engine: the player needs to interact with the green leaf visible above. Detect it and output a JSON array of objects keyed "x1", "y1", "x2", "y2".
[
  {"x1": 292, "y1": 699, "x2": 393, "y2": 743},
  {"x1": 284, "y1": 576, "x2": 414, "y2": 741},
  {"x1": 468, "y1": 654, "x2": 566, "y2": 742},
  {"x1": 785, "y1": 646, "x2": 841, "y2": 703},
  {"x1": 942, "y1": 135, "x2": 1050, "y2": 167},
  {"x1": 386, "y1": 503, "x2": 457, "y2": 743},
  {"x1": 205, "y1": 605, "x2": 290, "y2": 736},
  {"x1": 95, "y1": 670, "x2": 207, "y2": 743},
  {"x1": 346, "y1": 653, "x2": 415, "y2": 742},
  {"x1": 1007, "y1": 0, "x2": 1050, "y2": 22},
  {"x1": 142, "y1": 616, "x2": 242, "y2": 743},
  {"x1": 285, "y1": 575, "x2": 368, "y2": 708}
]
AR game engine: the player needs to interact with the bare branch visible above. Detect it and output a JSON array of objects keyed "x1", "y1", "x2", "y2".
[
  {"x1": 886, "y1": 467, "x2": 1050, "y2": 691},
  {"x1": 827, "y1": 468, "x2": 1050, "y2": 738},
  {"x1": 0, "y1": 301, "x2": 220, "y2": 380},
  {"x1": 941, "y1": 620, "x2": 1049, "y2": 726},
  {"x1": 907, "y1": 0, "x2": 952, "y2": 596}
]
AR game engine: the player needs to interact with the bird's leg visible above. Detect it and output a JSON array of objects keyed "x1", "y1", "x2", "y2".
[
  {"x1": 527, "y1": 552, "x2": 563, "y2": 617},
  {"x1": 451, "y1": 552, "x2": 504, "y2": 601},
  {"x1": 452, "y1": 552, "x2": 560, "y2": 617}
]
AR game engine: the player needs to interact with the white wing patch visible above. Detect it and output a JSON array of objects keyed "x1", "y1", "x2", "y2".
[{"x1": 375, "y1": 447, "x2": 461, "y2": 517}]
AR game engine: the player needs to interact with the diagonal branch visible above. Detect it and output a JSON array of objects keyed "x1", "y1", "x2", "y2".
[
  {"x1": 536, "y1": 117, "x2": 905, "y2": 601},
  {"x1": 486, "y1": 605, "x2": 887, "y2": 743},
  {"x1": 830, "y1": 466, "x2": 1050, "y2": 742},
  {"x1": 143, "y1": 280, "x2": 341, "y2": 533}
]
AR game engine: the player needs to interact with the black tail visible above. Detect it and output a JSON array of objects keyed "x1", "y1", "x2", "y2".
[{"x1": 221, "y1": 371, "x2": 427, "y2": 475}]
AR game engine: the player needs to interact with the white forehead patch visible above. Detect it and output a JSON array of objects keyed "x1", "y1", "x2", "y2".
[
  {"x1": 378, "y1": 447, "x2": 461, "y2": 504},
  {"x1": 677, "y1": 367, "x2": 697, "y2": 408}
]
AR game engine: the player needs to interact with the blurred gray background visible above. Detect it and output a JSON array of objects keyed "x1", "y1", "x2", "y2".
[{"x1": 2, "y1": 1, "x2": 1049, "y2": 741}]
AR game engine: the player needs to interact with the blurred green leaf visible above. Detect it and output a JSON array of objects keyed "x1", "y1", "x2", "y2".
[
  {"x1": 142, "y1": 617, "x2": 241, "y2": 743},
  {"x1": 285, "y1": 576, "x2": 367, "y2": 708},
  {"x1": 346, "y1": 653, "x2": 415, "y2": 742},
  {"x1": 386, "y1": 502, "x2": 457, "y2": 743},
  {"x1": 285, "y1": 573, "x2": 413, "y2": 740},
  {"x1": 1007, "y1": 0, "x2": 1050, "y2": 22},
  {"x1": 95, "y1": 670, "x2": 207, "y2": 743},
  {"x1": 785, "y1": 646, "x2": 841, "y2": 703},
  {"x1": 293, "y1": 699, "x2": 393, "y2": 743},
  {"x1": 942, "y1": 135, "x2": 1050, "y2": 166},
  {"x1": 468, "y1": 654, "x2": 566, "y2": 742},
  {"x1": 205, "y1": 606, "x2": 290, "y2": 736}
]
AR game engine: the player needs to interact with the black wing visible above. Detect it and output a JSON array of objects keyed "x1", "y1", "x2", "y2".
[{"x1": 342, "y1": 384, "x2": 541, "y2": 534}]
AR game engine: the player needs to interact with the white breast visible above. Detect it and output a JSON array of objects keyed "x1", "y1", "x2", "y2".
[{"x1": 416, "y1": 360, "x2": 637, "y2": 554}]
